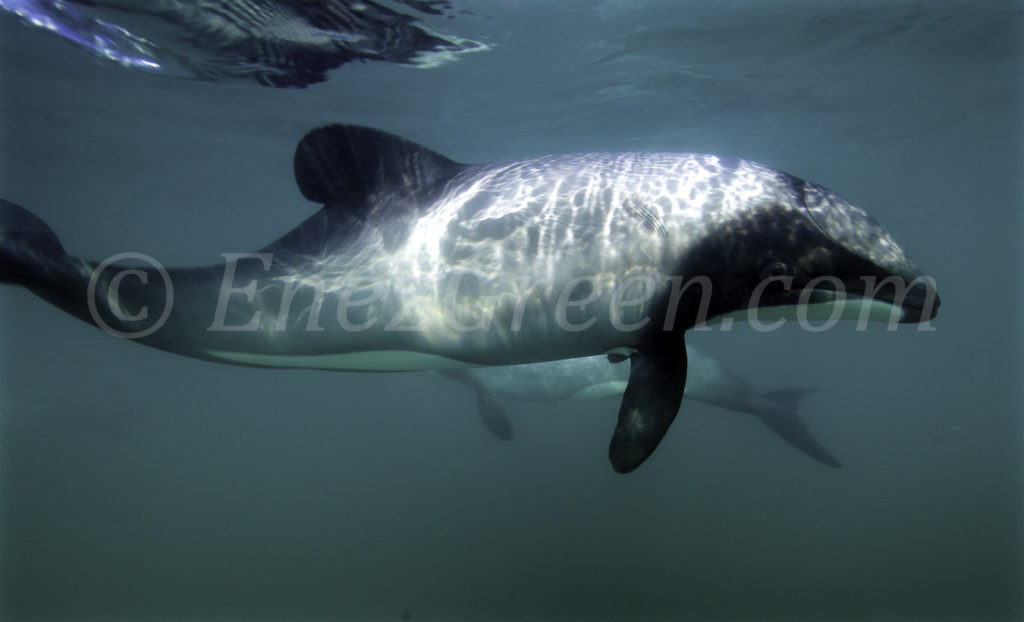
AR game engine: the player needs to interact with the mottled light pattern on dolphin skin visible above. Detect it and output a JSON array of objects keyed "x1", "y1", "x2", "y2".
[
  {"x1": 276, "y1": 153, "x2": 781, "y2": 351},
  {"x1": 799, "y1": 181, "x2": 913, "y2": 279},
  {"x1": 257, "y1": 137, "x2": 929, "y2": 367}
]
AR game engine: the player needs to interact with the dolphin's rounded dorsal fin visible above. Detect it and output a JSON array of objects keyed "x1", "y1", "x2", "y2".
[{"x1": 293, "y1": 124, "x2": 465, "y2": 208}]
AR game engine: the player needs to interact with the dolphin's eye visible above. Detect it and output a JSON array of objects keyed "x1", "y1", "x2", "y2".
[{"x1": 762, "y1": 261, "x2": 789, "y2": 279}]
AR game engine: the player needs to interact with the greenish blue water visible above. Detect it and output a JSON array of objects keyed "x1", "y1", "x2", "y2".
[{"x1": 1, "y1": 1, "x2": 1021, "y2": 620}]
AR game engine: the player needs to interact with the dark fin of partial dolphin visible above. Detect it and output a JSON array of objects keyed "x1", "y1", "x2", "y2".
[
  {"x1": 609, "y1": 341, "x2": 688, "y2": 473},
  {"x1": 755, "y1": 388, "x2": 842, "y2": 468},
  {"x1": 293, "y1": 124, "x2": 466, "y2": 210},
  {"x1": 475, "y1": 391, "x2": 514, "y2": 441},
  {"x1": 0, "y1": 199, "x2": 72, "y2": 288}
]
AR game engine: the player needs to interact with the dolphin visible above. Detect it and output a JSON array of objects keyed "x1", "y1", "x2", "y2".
[
  {"x1": 439, "y1": 347, "x2": 840, "y2": 468},
  {"x1": 0, "y1": 124, "x2": 938, "y2": 472}
]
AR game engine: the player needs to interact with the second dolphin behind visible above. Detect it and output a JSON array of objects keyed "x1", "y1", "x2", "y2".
[{"x1": 440, "y1": 347, "x2": 840, "y2": 468}]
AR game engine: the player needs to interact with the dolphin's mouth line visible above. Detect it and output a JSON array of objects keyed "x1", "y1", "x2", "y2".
[{"x1": 891, "y1": 278, "x2": 941, "y2": 323}]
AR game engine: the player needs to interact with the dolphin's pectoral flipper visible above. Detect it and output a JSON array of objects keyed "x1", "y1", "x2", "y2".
[
  {"x1": 474, "y1": 391, "x2": 514, "y2": 442},
  {"x1": 754, "y1": 388, "x2": 842, "y2": 468},
  {"x1": 436, "y1": 369, "x2": 515, "y2": 441},
  {"x1": 609, "y1": 341, "x2": 688, "y2": 473},
  {"x1": 293, "y1": 124, "x2": 466, "y2": 210}
]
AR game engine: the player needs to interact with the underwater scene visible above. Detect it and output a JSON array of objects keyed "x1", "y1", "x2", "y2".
[{"x1": 0, "y1": 1, "x2": 1021, "y2": 621}]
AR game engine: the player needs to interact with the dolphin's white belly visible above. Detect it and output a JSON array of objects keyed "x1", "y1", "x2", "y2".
[{"x1": 204, "y1": 349, "x2": 475, "y2": 371}]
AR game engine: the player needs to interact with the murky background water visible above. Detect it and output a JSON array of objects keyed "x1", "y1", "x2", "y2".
[{"x1": 1, "y1": 1, "x2": 1021, "y2": 620}]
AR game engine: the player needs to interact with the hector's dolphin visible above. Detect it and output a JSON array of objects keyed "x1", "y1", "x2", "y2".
[
  {"x1": 0, "y1": 124, "x2": 938, "y2": 473},
  {"x1": 439, "y1": 347, "x2": 840, "y2": 468}
]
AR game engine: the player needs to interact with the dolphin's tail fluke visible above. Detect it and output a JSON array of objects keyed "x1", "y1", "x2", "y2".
[
  {"x1": 0, "y1": 199, "x2": 74, "y2": 288},
  {"x1": 755, "y1": 388, "x2": 843, "y2": 468},
  {"x1": 0, "y1": 199, "x2": 105, "y2": 329}
]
